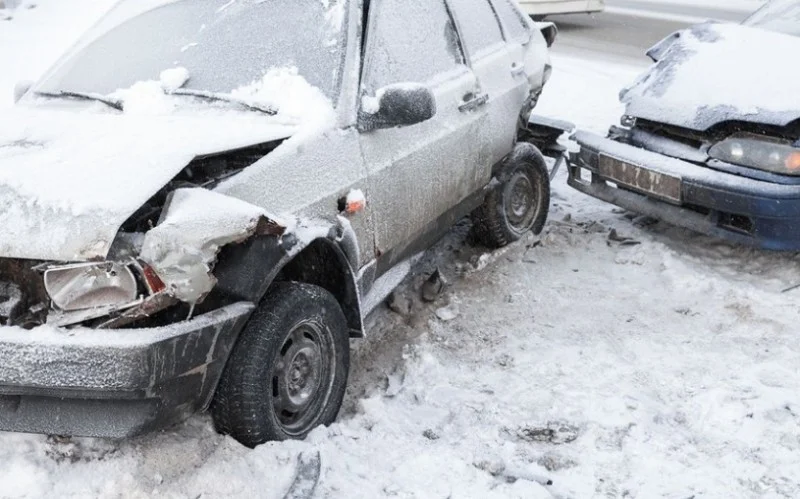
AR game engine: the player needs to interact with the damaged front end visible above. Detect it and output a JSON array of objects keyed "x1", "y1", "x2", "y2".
[
  {"x1": 0, "y1": 187, "x2": 296, "y2": 438},
  {"x1": 0, "y1": 131, "x2": 298, "y2": 331},
  {"x1": 42, "y1": 259, "x2": 172, "y2": 328},
  {"x1": 0, "y1": 258, "x2": 163, "y2": 330},
  {"x1": 3, "y1": 187, "x2": 289, "y2": 331},
  {"x1": 0, "y1": 109, "x2": 367, "y2": 437}
]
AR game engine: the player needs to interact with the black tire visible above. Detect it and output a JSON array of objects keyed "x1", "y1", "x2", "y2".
[
  {"x1": 211, "y1": 282, "x2": 349, "y2": 448},
  {"x1": 472, "y1": 143, "x2": 550, "y2": 249}
]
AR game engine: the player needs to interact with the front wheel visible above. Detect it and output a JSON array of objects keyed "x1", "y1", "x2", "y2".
[
  {"x1": 472, "y1": 143, "x2": 550, "y2": 248},
  {"x1": 211, "y1": 282, "x2": 349, "y2": 448}
]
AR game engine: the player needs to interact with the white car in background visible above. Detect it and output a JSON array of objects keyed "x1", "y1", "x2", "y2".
[{"x1": 518, "y1": 0, "x2": 605, "y2": 20}]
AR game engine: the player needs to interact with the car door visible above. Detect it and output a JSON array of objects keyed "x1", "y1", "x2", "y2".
[
  {"x1": 449, "y1": 0, "x2": 532, "y2": 167},
  {"x1": 358, "y1": 0, "x2": 488, "y2": 270}
]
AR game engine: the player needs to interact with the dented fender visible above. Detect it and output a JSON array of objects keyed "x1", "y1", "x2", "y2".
[
  {"x1": 213, "y1": 221, "x2": 365, "y2": 337},
  {"x1": 140, "y1": 188, "x2": 364, "y2": 336},
  {"x1": 139, "y1": 188, "x2": 288, "y2": 304}
]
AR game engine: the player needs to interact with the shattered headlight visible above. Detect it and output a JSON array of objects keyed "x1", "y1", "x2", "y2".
[
  {"x1": 709, "y1": 134, "x2": 800, "y2": 175},
  {"x1": 43, "y1": 262, "x2": 138, "y2": 311}
]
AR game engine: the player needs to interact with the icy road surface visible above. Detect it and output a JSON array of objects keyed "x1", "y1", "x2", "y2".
[{"x1": 2, "y1": 1, "x2": 800, "y2": 498}]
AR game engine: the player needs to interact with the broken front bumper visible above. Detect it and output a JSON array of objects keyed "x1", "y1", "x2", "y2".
[
  {"x1": 0, "y1": 302, "x2": 253, "y2": 438},
  {"x1": 569, "y1": 131, "x2": 800, "y2": 251}
]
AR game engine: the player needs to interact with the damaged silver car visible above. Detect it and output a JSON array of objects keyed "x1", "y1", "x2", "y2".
[{"x1": 1, "y1": 0, "x2": 555, "y2": 446}]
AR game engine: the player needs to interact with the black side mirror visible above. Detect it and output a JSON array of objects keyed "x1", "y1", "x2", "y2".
[
  {"x1": 359, "y1": 84, "x2": 436, "y2": 132},
  {"x1": 538, "y1": 22, "x2": 558, "y2": 48},
  {"x1": 646, "y1": 30, "x2": 681, "y2": 62}
]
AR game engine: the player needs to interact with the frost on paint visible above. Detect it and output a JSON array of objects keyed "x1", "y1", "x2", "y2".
[
  {"x1": 112, "y1": 79, "x2": 177, "y2": 115},
  {"x1": 621, "y1": 23, "x2": 800, "y2": 131},
  {"x1": 361, "y1": 82, "x2": 429, "y2": 115}
]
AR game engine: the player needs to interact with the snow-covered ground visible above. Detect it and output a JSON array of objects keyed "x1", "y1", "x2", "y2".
[{"x1": 2, "y1": 2, "x2": 800, "y2": 498}]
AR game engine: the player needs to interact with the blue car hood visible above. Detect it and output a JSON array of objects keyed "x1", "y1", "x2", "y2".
[{"x1": 621, "y1": 23, "x2": 800, "y2": 132}]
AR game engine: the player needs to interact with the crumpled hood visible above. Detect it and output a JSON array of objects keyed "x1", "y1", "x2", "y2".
[
  {"x1": 621, "y1": 23, "x2": 800, "y2": 132},
  {"x1": 0, "y1": 106, "x2": 297, "y2": 261}
]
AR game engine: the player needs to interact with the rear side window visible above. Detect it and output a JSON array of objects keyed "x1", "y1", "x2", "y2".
[
  {"x1": 363, "y1": 0, "x2": 465, "y2": 93},
  {"x1": 448, "y1": 0, "x2": 505, "y2": 58},
  {"x1": 489, "y1": 0, "x2": 532, "y2": 43}
]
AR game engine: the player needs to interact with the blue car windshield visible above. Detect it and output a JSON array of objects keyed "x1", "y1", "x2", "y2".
[
  {"x1": 33, "y1": 0, "x2": 349, "y2": 101},
  {"x1": 743, "y1": 0, "x2": 800, "y2": 36}
]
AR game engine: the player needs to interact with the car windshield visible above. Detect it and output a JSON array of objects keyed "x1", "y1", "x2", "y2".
[
  {"x1": 743, "y1": 0, "x2": 800, "y2": 36},
  {"x1": 33, "y1": 0, "x2": 348, "y2": 103}
]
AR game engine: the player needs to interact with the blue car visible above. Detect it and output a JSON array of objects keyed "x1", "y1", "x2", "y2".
[{"x1": 569, "y1": 0, "x2": 800, "y2": 250}]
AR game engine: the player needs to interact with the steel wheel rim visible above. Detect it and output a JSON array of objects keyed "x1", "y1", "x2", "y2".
[
  {"x1": 504, "y1": 171, "x2": 537, "y2": 233},
  {"x1": 271, "y1": 320, "x2": 335, "y2": 436}
]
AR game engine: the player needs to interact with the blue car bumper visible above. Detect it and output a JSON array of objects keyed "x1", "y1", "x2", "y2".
[{"x1": 570, "y1": 131, "x2": 800, "y2": 251}]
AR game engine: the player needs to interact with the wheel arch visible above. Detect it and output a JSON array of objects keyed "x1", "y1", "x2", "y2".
[
  {"x1": 493, "y1": 141, "x2": 548, "y2": 177},
  {"x1": 212, "y1": 223, "x2": 364, "y2": 339},
  {"x1": 274, "y1": 237, "x2": 363, "y2": 338}
]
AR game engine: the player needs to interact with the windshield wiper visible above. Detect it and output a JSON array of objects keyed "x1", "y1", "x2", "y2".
[
  {"x1": 34, "y1": 90, "x2": 124, "y2": 111},
  {"x1": 169, "y1": 88, "x2": 277, "y2": 116}
]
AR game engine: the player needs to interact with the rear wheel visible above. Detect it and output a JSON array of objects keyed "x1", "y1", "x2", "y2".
[
  {"x1": 473, "y1": 144, "x2": 550, "y2": 248},
  {"x1": 211, "y1": 282, "x2": 349, "y2": 447}
]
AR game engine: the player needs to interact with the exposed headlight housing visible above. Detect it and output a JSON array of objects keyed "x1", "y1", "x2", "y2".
[
  {"x1": 708, "y1": 134, "x2": 800, "y2": 175},
  {"x1": 43, "y1": 262, "x2": 138, "y2": 311}
]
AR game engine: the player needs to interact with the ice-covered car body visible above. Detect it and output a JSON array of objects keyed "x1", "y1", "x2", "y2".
[
  {"x1": 0, "y1": 0, "x2": 552, "y2": 439},
  {"x1": 569, "y1": 0, "x2": 800, "y2": 250}
]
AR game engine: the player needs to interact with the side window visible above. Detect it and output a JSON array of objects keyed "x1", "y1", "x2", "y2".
[
  {"x1": 363, "y1": 0, "x2": 465, "y2": 94},
  {"x1": 448, "y1": 0, "x2": 505, "y2": 58},
  {"x1": 489, "y1": 0, "x2": 532, "y2": 43}
]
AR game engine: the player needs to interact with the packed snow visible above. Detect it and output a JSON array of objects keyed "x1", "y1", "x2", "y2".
[
  {"x1": 231, "y1": 66, "x2": 336, "y2": 125},
  {"x1": 158, "y1": 67, "x2": 191, "y2": 93},
  {"x1": 1, "y1": 2, "x2": 800, "y2": 498}
]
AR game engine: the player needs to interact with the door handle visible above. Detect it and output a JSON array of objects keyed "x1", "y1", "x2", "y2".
[
  {"x1": 511, "y1": 63, "x2": 526, "y2": 77},
  {"x1": 459, "y1": 92, "x2": 488, "y2": 112}
]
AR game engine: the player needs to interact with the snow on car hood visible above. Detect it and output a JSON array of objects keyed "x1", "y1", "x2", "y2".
[
  {"x1": 621, "y1": 23, "x2": 800, "y2": 132},
  {"x1": 0, "y1": 106, "x2": 297, "y2": 261}
]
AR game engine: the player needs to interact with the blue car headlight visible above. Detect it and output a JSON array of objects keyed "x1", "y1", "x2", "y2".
[{"x1": 709, "y1": 134, "x2": 800, "y2": 175}]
